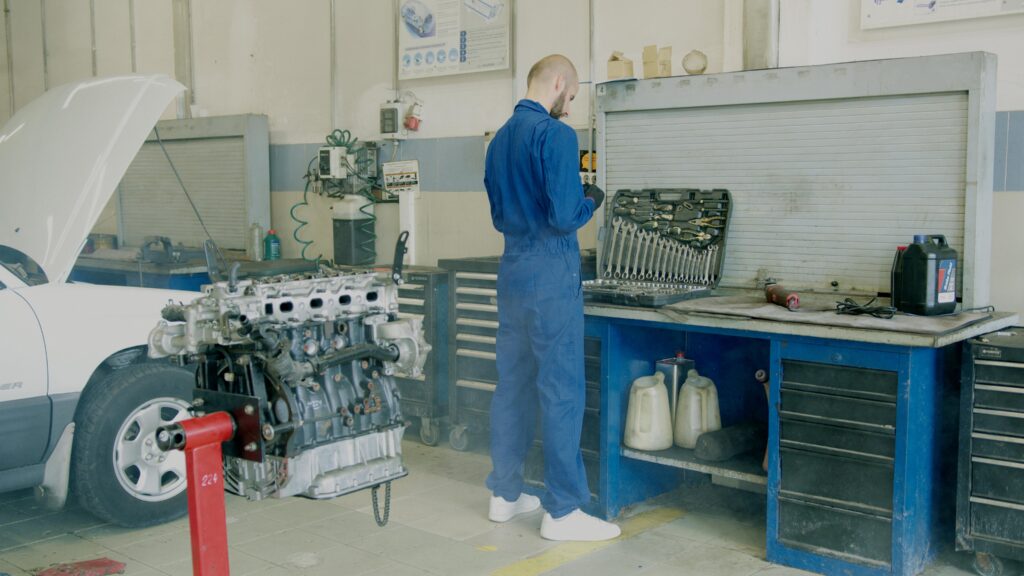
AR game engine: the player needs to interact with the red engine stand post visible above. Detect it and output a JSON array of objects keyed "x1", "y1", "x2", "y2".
[{"x1": 160, "y1": 412, "x2": 236, "y2": 576}]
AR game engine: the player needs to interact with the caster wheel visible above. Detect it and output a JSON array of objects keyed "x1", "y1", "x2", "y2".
[
  {"x1": 419, "y1": 418, "x2": 440, "y2": 446},
  {"x1": 974, "y1": 552, "x2": 1005, "y2": 576},
  {"x1": 449, "y1": 425, "x2": 471, "y2": 452}
]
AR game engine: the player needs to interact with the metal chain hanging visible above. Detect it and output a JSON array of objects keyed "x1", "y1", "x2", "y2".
[{"x1": 371, "y1": 481, "x2": 392, "y2": 527}]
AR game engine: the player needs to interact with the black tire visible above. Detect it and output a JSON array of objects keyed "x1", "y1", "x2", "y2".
[
  {"x1": 974, "y1": 553, "x2": 1005, "y2": 576},
  {"x1": 419, "y1": 418, "x2": 440, "y2": 446},
  {"x1": 449, "y1": 425, "x2": 471, "y2": 452},
  {"x1": 72, "y1": 362, "x2": 194, "y2": 528}
]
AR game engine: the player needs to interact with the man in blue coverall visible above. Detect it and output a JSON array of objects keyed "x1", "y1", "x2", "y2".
[{"x1": 483, "y1": 54, "x2": 619, "y2": 541}]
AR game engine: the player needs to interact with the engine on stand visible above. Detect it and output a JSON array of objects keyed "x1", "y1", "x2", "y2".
[{"x1": 148, "y1": 262, "x2": 429, "y2": 519}]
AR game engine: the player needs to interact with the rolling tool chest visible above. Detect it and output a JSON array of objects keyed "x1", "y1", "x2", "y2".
[
  {"x1": 394, "y1": 266, "x2": 450, "y2": 446},
  {"x1": 584, "y1": 188, "x2": 731, "y2": 307},
  {"x1": 438, "y1": 255, "x2": 603, "y2": 503},
  {"x1": 958, "y1": 329, "x2": 1024, "y2": 576}
]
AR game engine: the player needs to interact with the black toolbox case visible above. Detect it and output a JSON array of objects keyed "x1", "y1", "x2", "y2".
[{"x1": 583, "y1": 188, "x2": 732, "y2": 307}]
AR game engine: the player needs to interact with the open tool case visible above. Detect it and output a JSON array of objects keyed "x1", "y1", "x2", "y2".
[{"x1": 583, "y1": 188, "x2": 732, "y2": 307}]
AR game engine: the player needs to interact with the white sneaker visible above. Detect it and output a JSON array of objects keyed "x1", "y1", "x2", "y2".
[
  {"x1": 540, "y1": 509, "x2": 621, "y2": 541},
  {"x1": 488, "y1": 493, "x2": 542, "y2": 522}
]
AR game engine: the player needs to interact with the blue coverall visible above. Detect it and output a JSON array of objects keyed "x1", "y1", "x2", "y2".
[{"x1": 483, "y1": 98, "x2": 596, "y2": 518}]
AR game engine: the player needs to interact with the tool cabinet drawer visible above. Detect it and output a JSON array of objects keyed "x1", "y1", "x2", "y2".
[
  {"x1": 779, "y1": 497, "x2": 892, "y2": 567},
  {"x1": 780, "y1": 418, "x2": 894, "y2": 462},
  {"x1": 970, "y1": 500, "x2": 1024, "y2": 544},
  {"x1": 975, "y1": 361, "x2": 1024, "y2": 387},
  {"x1": 454, "y1": 303, "x2": 498, "y2": 323},
  {"x1": 782, "y1": 360, "x2": 897, "y2": 402},
  {"x1": 456, "y1": 334, "x2": 497, "y2": 355},
  {"x1": 971, "y1": 433, "x2": 1024, "y2": 463},
  {"x1": 455, "y1": 318, "x2": 498, "y2": 338},
  {"x1": 455, "y1": 352, "x2": 498, "y2": 383},
  {"x1": 781, "y1": 389, "x2": 896, "y2": 433},
  {"x1": 974, "y1": 408, "x2": 1024, "y2": 438},
  {"x1": 975, "y1": 384, "x2": 1024, "y2": 413},
  {"x1": 780, "y1": 447, "x2": 894, "y2": 515},
  {"x1": 971, "y1": 458, "x2": 1024, "y2": 505}
]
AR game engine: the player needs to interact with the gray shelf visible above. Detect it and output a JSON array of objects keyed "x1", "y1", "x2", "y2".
[{"x1": 621, "y1": 445, "x2": 768, "y2": 486}]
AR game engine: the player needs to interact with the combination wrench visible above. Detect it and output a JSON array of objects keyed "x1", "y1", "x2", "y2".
[{"x1": 603, "y1": 217, "x2": 622, "y2": 278}]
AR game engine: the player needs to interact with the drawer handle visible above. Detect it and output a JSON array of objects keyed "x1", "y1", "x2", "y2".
[
  {"x1": 972, "y1": 456, "x2": 1024, "y2": 470},
  {"x1": 972, "y1": 432, "x2": 1024, "y2": 445},
  {"x1": 398, "y1": 298, "x2": 425, "y2": 307},
  {"x1": 970, "y1": 496, "x2": 1024, "y2": 512},
  {"x1": 976, "y1": 384, "x2": 1024, "y2": 395},
  {"x1": 457, "y1": 318, "x2": 499, "y2": 329},
  {"x1": 977, "y1": 360, "x2": 1024, "y2": 369},
  {"x1": 456, "y1": 272, "x2": 498, "y2": 281},
  {"x1": 456, "y1": 379, "x2": 496, "y2": 392},
  {"x1": 457, "y1": 303, "x2": 498, "y2": 313},
  {"x1": 457, "y1": 349, "x2": 497, "y2": 360},
  {"x1": 974, "y1": 408, "x2": 1024, "y2": 420}
]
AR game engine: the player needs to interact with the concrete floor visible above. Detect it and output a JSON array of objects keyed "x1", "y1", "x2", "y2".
[{"x1": 0, "y1": 440, "x2": 996, "y2": 575}]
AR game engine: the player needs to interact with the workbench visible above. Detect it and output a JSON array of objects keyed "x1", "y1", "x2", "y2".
[{"x1": 584, "y1": 295, "x2": 1017, "y2": 576}]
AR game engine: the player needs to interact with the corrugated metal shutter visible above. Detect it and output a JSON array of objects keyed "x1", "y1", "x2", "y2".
[
  {"x1": 604, "y1": 93, "x2": 968, "y2": 294},
  {"x1": 118, "y1": 137, "x2": 248, "y2": 250}
]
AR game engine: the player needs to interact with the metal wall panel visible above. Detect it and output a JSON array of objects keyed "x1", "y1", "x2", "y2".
[
  {"x1": 116, "y1": 114, "x2": 270, "y2": 251},
  {"x1": 604, "y1": 93, "x2": 968, "y2": 294},
  {"x1": 119, "y1": 138, "x2": 247, "y2": 249}
]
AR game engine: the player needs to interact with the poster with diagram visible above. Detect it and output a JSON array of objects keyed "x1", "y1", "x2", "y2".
[
  {"x1": 862, "y1": 0, "x2": 1024, "y2": 29},
  {"x1": 398, "y1": 0, "x2": 511, "y2": 80}
]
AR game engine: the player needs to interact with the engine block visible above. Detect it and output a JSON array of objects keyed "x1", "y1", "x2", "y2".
[{"x1": 148, "y1": 268, "x2": 430, "y2": 501}]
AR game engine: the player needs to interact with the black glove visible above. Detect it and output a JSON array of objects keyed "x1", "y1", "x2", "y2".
[{"x1": 583, "y1": 183, "x2": 605, "y2": 210}]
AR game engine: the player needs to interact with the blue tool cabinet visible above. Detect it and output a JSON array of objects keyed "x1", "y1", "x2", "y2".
[{"x1": 585, "y1": 308, "x2": 1017, "y2": 576}]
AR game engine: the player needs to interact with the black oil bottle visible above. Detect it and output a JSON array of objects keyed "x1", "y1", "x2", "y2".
[{"x1": 891, "y1": 234, "x2": 958, "y2": 315}]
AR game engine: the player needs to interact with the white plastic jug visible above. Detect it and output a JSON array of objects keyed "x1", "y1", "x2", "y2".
[
  {"x1": 624, "y1": 373, "x2": 674, "y2": 451},
  {"x1": 674, "y1": 369, "x2": 722, "y2": 449}
]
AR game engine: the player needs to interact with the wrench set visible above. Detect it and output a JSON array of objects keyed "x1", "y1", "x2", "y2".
[{"x1": 584, "y1": 188, "x2": 732, "y2": 307}]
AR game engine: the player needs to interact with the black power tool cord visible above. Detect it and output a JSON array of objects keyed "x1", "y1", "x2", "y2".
[{"x1": 835, "y1": 297, "x2": 897, "y2": 319}]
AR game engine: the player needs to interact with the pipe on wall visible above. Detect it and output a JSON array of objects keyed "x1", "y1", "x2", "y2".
[
  {"x1": 742, "y1": 0, "x2": 780, "y2": 70},
  {"x1": 172, "y1": 0, "x2": 194, "y2": 118},
  {"x1": 3, "y1": 0, "x2": 12, "y2": 116}
]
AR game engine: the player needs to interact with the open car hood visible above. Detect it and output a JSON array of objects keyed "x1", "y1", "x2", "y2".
[{"x1": 0, "y1": 75, "x2": 184, "y2": 283}]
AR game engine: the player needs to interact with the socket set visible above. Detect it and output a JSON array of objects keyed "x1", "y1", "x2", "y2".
[{"x1": 584, "y1": 188, "x2": 731, "y2": 307}]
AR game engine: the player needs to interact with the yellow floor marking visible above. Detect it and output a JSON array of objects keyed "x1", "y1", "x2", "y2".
[{"x1": 490, "y1": 507, "x2": 685, "y2": 576}]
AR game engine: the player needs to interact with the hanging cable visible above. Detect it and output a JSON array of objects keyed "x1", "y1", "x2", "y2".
[{"x1": 153, "y1": 126, "x2": 227, "y2": 270}]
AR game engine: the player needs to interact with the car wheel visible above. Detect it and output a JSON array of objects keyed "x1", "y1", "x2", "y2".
[{"x1": 72, "y1": 362, "x2": 194, "y2": 528}]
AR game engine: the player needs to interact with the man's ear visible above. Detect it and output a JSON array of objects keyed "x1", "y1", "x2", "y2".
[{"x1": 553, "y1": 74, "x2": 565, "y2": 95}]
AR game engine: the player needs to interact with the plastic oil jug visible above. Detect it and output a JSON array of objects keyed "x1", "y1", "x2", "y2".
[
  {"x1": 264, "y1": 229, "x2": 281, "y2": 261},
  {"x1": 624, "y1": 372, "x2": 674, "y2": 451},
  {"x1": 891, "y1": 234, "x2": 957, "y2": 315},
  {"x1": 674, "y1": 369, "x2": 721, "y2": 449}
]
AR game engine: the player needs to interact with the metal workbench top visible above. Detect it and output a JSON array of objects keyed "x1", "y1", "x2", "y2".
[{"x1": 585, "y1": 292, "x2": 1019, "y2": 349}]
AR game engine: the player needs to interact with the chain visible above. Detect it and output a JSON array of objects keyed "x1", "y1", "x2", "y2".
[{"x1": 371, "y1": 481, "x2": 392, "y2": 526}]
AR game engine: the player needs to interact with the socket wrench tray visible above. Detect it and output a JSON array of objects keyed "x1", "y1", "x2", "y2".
[{"x1": 584, "y1": 188, "x2": 732, "y2": 307}]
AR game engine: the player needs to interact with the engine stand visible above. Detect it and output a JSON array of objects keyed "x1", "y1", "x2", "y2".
[{"x1": 158, "y1": 412, "x2": 236, "y2": 576}]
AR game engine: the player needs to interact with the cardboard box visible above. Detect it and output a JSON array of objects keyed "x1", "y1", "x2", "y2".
[
  {"x1": 643, "y1": 61, "x2": 660, "y2": 79},
  {"x1": 642, "y1": 44, "x2": 658, "y2": 63},
  {"x1": 607, "y1": 51, "x2": 634, "y2": 80}
]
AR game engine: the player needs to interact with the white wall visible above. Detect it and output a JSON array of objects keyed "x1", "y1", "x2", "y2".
[
  {"x1": 0, "y1": 0, "x2": 736, "y2": 267},
  {"x1": 779, "y1": 0, "x2": 1024, "y2": 315}
]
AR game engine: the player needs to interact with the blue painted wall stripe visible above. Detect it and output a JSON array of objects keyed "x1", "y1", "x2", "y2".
[
  {"x1": 1006, "y1": 111, "x2": 1024, "y2": 192},
  {"x1": 269, "y1": 119, "x2": 1023, "y2": 193},
  {"x1": 994, "y1": 111, "x2": 1009, "y2": 192}
]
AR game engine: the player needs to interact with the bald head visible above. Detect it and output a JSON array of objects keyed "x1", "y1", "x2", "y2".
[
  {"x1": 525, "y1": 54, "x2": 580, "y2": 120},
  {"x1": 527, "y1": 54, "x2": 578, "y2": 88}
]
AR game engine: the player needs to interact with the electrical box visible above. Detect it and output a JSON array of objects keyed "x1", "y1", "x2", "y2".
[
  {"x1": 380, "y1": 102, "x2": 405, "y2": 140},
  {"x1": 318, "y1": 147, "x2": 352, "y2": 180}
]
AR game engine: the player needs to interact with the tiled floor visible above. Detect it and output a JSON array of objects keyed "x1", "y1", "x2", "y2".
[{"x1": 0, "y1": 440, "x2": 1002, "y2": 575}]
